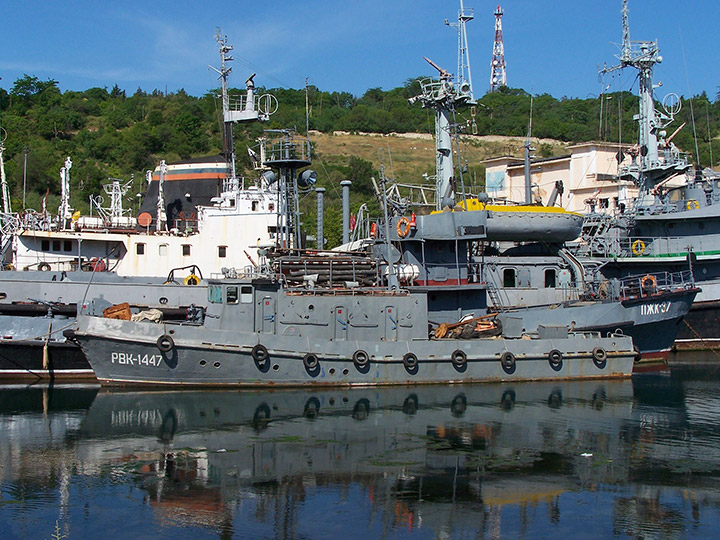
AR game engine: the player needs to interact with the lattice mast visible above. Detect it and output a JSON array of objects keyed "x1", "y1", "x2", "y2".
[
  {"x1": 489, "y1": 5, "x2": 507, "y2": 92},
  {"x1": 445, "y1": 0, "x2": 475, "y2": 102}
]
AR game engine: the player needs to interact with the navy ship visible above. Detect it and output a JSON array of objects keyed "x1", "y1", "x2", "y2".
[
  {"x1": 66, "y1": 128, "x2": 637, "y2": 386},
  {"x1": 569, "y1": 0, "x2": 719, "y2": 351}
]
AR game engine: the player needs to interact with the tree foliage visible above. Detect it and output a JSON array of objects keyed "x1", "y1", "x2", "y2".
[{"x1": 1, "y1": 73, "x2": 718, "y2": 215}]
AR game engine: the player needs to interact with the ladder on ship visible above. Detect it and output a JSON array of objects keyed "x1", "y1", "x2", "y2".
[{"x1": 486, "y1": 284, "x2": 506, "y2": 313}]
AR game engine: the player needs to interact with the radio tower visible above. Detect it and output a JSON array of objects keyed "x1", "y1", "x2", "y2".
[{"x1": 489, "y1": 5, "x2": 507, "y2": 92}]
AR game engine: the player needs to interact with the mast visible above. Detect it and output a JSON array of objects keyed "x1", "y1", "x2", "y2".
[
  {"x1": 409, "y1": 57, "x2": 472, "y2": 210},
  {"x1": 0, "y1": 134, "x2": 10, "y2": 214},
  {"x1": 600, "y1": 0, "x2": 689, "y2": 195},
  {"x1": 209, "y1": 33, "x2": 277, "y2": 193},
  {"x1": 156, "y1": 160, "x2": 167, "y2": 232},
  {"x1": 58, "y1": 157, "x2": 72, "y2": 228},
  {"x1": 445, "y1": 0, "x2": 475, "y2": 102}
]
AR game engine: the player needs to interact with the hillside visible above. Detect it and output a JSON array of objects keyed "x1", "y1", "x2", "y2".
[{"x1": 0, "y1": 74, "x2": 717, "y2": 234}]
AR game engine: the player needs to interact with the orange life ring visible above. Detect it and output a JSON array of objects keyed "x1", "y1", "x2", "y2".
[
  {"x1": 641, "y1": 274, "x2": 657, "y2": 290},
  {"x1": 396, "y1": 217, "x2": 411, "y2": 238}
]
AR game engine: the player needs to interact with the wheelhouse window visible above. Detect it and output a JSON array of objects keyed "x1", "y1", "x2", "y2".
[
  {"x1": 240, "y1": 286, "x2": 253, "y2": 303},
  {"x1": 218, "y1": 246, "x2": 227, "y2": 258},
  {"x1": 226, "y1": 286, "x2": 239, "y2": 304},
  {"x1": 52, "y1": 240, "x2": 61, "y2": 251},
  {"x1": 63, "y1": 240, "x2": 72, "y2": 252},
  {"x1": 41, "y1": 240, "x2": 50, "y2": 251},
  {"x1": 136, "y1": 243, "x2": 145, "y2": 255},
  {"x1": 182, "y1": 244, "x2": 191, "y2": 256},
  {"x1": 159, "y1": 244, "x2": 168, "y2": 256},
  {"x1": 208, "y1": 284, "x2": 222, "y2": 303},
  {"x1": 544, "y1": 269, "x2": 557, "y2": 288},
  {"x1": 503, "y1": 268, "x2": 516, "y2": 288}
]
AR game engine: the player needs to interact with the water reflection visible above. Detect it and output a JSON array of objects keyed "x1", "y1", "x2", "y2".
[{"x1": 1, "y1": 374, "x2": 720, "y2": 539}]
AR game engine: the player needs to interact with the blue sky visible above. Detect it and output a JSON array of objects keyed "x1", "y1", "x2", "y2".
[{"x1": 1, "y1": 1, "x2": 717, "y2": 100}]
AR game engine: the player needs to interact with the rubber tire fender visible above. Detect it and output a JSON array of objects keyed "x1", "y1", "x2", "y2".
[{"x1": 157, "y1": 334, "x2": 174, "y2": 353}]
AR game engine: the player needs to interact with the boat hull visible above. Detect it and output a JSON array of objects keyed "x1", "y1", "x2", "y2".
[{"x1": 72, "y1": 316, "x2": 635, "y2": 387}]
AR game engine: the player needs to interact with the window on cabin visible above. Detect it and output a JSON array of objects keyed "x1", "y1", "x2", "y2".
[
  {"x1": 252, "y1": 201, "x2": 258, "y2": 211},
  {"x1": 41, "y1": 240, "x2": 50, "y2": 251},
  {"x1": 52, "y1": 240, "x2": 60, "y2": 251},
  {"x1": 226, "y1": 286, "x2": 239, "y2": 304},
  {"x1": 599, "y1": 198, "x2": 609, "y2": 209},
  {"x1": 136, "y1": 243, "x2": 145, "y2": 255},
  {"x1": 503, "y1": 268, "x2": 516, "y2": 288},
  {"x1": 63, "y1": 240, "x2": 72, "y2": 252},
  {"x1": 208, "y1": 285, "x2": 222, "y2": 303},
  {"x1": 544, "y1": 269, "x2": 557, "y2": 288},
  {"x1": 240, "y1": 286, "x2": 253, "y2": 303},
  {"x1": 218, "y1": 246, "x2": 227, "y2": 258},
  {"x1": 159, "y1": 244, "x2": 168, "y2": 256},
  {"x1": 182, "y1": 244, "x2": 191, "y2": 256}
]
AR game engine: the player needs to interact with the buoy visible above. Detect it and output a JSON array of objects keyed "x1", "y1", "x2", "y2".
[
  {"x1": 631, "y1": 239, "x2": 646, "y2": 255},
  {"x1": 396, "y1": 217, "x2": 411, "y2": 238}
]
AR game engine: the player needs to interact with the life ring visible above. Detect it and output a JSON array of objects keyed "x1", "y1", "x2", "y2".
[
  {"x1": 184, "y1": 274, "x2": 200, "y2": 286},
  {"x1": 303, "y1": 353, "x2": 319, "y2": 371},
  {"x1": 38, "y1": 262, "x2": 51, "y2": 271},
  {"x1": 548, "y1": 349, "x2": 563, "y2": 369},
  {"x1": 631, "y1": 239, "x2": 646, "y2": 255},
  {"x1": 156, "y1": 334, "x2": 174, "y2": 352},
  {"x1": 451, "y1": 349, "x2": 467, "y2": 370},
  {"x1": 592, "y1": 347, "x2": 607, "y2": 363},
  {"x1": 501, "y1": 351, "x2": 516, "y2": 370},
  {"x1": 396, "y1": 217, "x2": 411, "y2": 238},
  {"x1": 641, "y1": 274, "x2": 657, "y2": 290},
  {"x1": 251, "y1": 344, "x2": 269, "y2": 366},
  {"x1": 402, "y1": 352, "x2": 418, "y2": 372},
  {"x1": 687, "y1": 199, "x2": 699, "y2": 210},
  {"x1": 352, "y1": 349, "x2": 370, "y2": 369}
]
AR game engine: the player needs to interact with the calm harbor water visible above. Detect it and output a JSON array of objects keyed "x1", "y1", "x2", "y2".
[{"x1": 2, "y1": 365, "x2": 720, "y2": 539}]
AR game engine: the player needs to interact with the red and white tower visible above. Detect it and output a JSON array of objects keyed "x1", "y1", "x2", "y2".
[{"x1": 489, "y1": 5, "x2": 507, "y2": 92}]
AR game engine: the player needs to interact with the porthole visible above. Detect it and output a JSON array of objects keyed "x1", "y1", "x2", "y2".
[
  {"x1": 199, "y1": 360, "x2": 207, "y2": 366},
  {"x1": 342, "y1": 369, "x2": 349, "y2": 376},
  {"x1": 214, "y1": 362, "x2": 221, "y2": 368},
  {"x1": 329, "y1": 368, "x2": 336, "y2": 375},
  {"x1": 272, "y1": 364, "x2": 280, "y2": 371}
]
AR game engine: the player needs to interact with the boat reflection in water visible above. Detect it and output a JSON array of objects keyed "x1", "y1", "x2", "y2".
[{"x1": 1, "y1": 374, "x2": 720, "y2": 539}]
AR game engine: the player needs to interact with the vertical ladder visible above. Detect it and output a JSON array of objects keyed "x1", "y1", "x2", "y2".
[{"x1": 486, "y1": 284, "x2": 505, "y2": 312}]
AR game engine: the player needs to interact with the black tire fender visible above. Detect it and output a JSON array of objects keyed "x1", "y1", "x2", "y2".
[
  {"x1": 251, "y1": 344, "x2": 269, "y2": 364},
  {"x1": 548, "y1": 349, "x2": 563, "y2": 368},
  {"x1": 501, "y1": 351, "x2": 515, "y2": 370},
  {"x1": 352, "y1": 349, "x2": 370, "y2": 368},
  {"x1": 402, "y1": 352, "x2": 418, "y2": 371},
  {"x1": 303, "y1": 353, "x2": 319, "y2": 371},
  {"x1": 451, "y1": 349, "x2": 467, "y2": 369},
  {"x1": 156, "y1": 334, "x2": 174, "y2": 353}
]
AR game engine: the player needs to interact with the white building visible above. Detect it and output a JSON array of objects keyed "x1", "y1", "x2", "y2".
[{"x1": 483, "y1": 142, "x2": 646, "y2": 213}]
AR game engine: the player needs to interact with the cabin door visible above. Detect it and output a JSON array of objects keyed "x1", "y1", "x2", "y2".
[
  {"x1": 334, "y1": 305, "x2": 348, "y2": 341},
  {"x1": 261, "y1": 296, "x2": 276, "y2": 334},
  {"x1": 385, "y1": 305, "x2": 397, "y2": 341}
]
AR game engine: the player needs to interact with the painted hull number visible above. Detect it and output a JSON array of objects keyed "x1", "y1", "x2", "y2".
[
  {"x1": 640, "y1": 302, "x2": 670, "y2": 316},
  {"x1": 111, "y1": 352, "x2": 163, "y2": 366}
]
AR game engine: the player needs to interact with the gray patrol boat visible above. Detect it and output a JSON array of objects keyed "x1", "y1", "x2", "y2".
[
  {"x1": 569, "y1": 1, "x2": 719, "y2": 349},
  {"x1": 67, "y1": 128, "x2": 637, "y2": 387}
]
